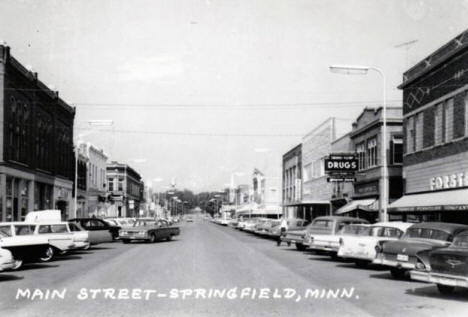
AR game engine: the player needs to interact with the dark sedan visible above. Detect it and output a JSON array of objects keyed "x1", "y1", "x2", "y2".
[
  {"x1": 69, "y1": 218, "x2": 120, "y2": 242},
  {"x1": 373, "y1": 222, "x2": 468, "y2": 279},
  {"x1": 411, "y1": 230, "x2": 468, "y2": 294}
]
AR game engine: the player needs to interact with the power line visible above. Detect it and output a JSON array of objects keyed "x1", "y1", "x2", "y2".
[
  {"x1": 71, "y1": 100, "x2": 403, "y2": 110},
  {"x1": 75, "y1": 127, "x2": 304, "y2": 138}
]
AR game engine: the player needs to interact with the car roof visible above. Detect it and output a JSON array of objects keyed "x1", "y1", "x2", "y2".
[
  {"x1": 372, "y1": 222, "x2": 413, "y2": 231},
  {"x1": 313, "y1": 216, "x2": 368, "y2": 222},
  {"x1": 408, "y1": 222, "x2": 468, "y2": 234}
]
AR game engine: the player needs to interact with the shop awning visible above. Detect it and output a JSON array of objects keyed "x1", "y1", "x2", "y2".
[
  {"x1": 335, "y1": 199, "x2": 377, "y2": 215},
  {"x1": 283, "y1": 200, "x2": 329, "y2": 207},
  {"x1": 389, "y1": 188, "x2": 468, "y2": 212}
]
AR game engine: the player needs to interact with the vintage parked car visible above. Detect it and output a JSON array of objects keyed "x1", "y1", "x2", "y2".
[
  {"x1": 119, "y1": 219, "x2": 180, "y2": 243},
  {"x1": 104, "y1": 218, "x2": 135, "y2": 228},
  {"x1": 373, "y1": 222, "x2": 468, "y2": 279},
  {"x1": 410, "y1": 229, "x2": 468, "y2": 294},
  {"x1": 337, "y1": 222, "x2": 412, "y2": 267},
  {"x1": 253, "y1": 218, "x2": 272, "y2": 235},
  {"x1": 303, "y1": 216, "x2": 369, "y2": 258},
  {"x1": 0, "y1": 245, "x2": 15, "y2": 272},
  {"x1": 0, "y1": 221, "x2": 75, "y2": 262},
  {"x1": 243, "y1": 219, "x2": 260, "y2": 232},
  {"x1": 69, "y1": 218, "x2": 120, "y2": 241},
  {"x1": 280, "y1": 219, "x2": 313, "y2": 251},
  {"x1": 0, "y1": 229, "x2": 51, "y2": 270},
  {"x1": 259, "y1": 219, "x2": 281, "y2": 237}
]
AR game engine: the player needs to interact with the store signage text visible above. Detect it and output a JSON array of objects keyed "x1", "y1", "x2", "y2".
[{"x1": 429, "y1": 171, "x2": 468, "y2": 191}]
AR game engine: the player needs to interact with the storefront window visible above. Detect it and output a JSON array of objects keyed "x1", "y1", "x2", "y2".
[{"x1": 367, "y1": 137, "x2": 377, "y2": 167}]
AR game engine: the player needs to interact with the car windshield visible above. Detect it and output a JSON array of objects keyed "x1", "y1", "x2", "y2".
[
  {"x1": 403, "y1": 228, "x2": 451, "y2": 241},
  {"x1": 452, "y1": 234, "x2": 468, "y2": 248}
]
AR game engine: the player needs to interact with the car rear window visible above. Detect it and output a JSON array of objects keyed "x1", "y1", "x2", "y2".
[
  {"x1": 38, "y1": 224, "x2": 68, "y2": 234},
  {"x1": 404, "y1": 228, "x2": 450, "y2": 241},
  {"x1": 372, "y1": 227, "x2": 403, "y2": 238}
]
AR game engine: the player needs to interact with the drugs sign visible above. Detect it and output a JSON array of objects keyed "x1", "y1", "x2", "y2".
[{"x1": 324, "y1": 154, "x2": 358, "y2": 173}]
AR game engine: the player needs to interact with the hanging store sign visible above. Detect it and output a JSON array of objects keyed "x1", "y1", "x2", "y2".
[
  {"x1": 325, "y1": 153, "x2": 357, "y2": 183},
  {"x1": 324, "y1": 154, "x2": 358, "y2": 172}
]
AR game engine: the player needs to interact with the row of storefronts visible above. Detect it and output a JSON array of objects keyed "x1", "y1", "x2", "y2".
[
  {"x1": 0, "y1": 43, "x2": 145, "y2": 221},
  {"x1": 282, "y1": 28, "x2": 468, "y2": 225}
]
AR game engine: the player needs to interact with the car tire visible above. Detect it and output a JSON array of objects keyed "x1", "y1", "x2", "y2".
[
  {"x1": 166, "y1": 235, "x2": 173, "y2": 241},
  {"x1": 149, "y1": 234, "x2": 156, "y2": 243},
  {"x1": 39, "y1": 247, "x2": 54, "y2": 262},
  {"x1": 330, "y1": 253, "x2": 339, "y2": 261},
  {"x1": 83, "y1": 243, "x2": 91, "y2": 250},
  {"x1": 437, "y1": 284, "x2": 455, "y2": 295},
  {"x1": 287, "y1": 242, "x2": 291, "y2": 247},
  {"x1": 122, "y1": 240, "x2": 130, "y2": 244},
  {"x1": 390, "y1": 268, "x2": 406, "y2": 279},
  {"x1": 295, "y1": 243, "x2": 306, "y2": 251},
  {"x1": 12, "y1": 259, "x2": 23, "y2": 270}
]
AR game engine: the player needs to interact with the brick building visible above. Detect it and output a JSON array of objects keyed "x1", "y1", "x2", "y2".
[
  {"x1": 0, "y1": 44, "x2": 75, "y2": 221},
  {"x1": 329, "y1": 133, "x2": 354, "y2": 212},
  {"x1": 282, "y1": 144, "x2": 302, "y2": 219},
  {"x1": 335, "y1": 107, "x2": 404, "y2": 222},
  {"x1": 389, "y1": 28, "x2": 468, "y2": 224},
  {"x1": 106, "y1": 162, "x2": 143, "y2": 217},
  {"x1": 297, "y1": 118, "x2": 338, "y2": 221}
]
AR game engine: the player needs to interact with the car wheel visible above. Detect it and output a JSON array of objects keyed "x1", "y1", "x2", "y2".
[
  {"x1": 295, "y1": 243, "x2": 306, "y2": 251},
  {"x1": 390, "y1": 268, "x2": 406, "y2": 279},
  {"x1": 437, "y1": 284, "x2": 455, "y2": 295},
  {"x1": 122, "y1": 240, "x2": 130, "y2": 244},
  {"x1": 12, "y1": 259, "x2": 23, "y2": 270},
  {"x1": 83, "y1": 243, "x2": 91, "y2": 250},
  {"x1": 39, "y1": 247, "x2": 54, "y2": 262},
  {"x1": 149, "y1": 234, "x2": 156, "y2": 243},
  {"x1": 330, "y1": 253, "x2": 339, "y2": 261},
  {"x1": 287, "y1": 242, "x2": 291, "y2": 247},
  {"x1": 166, "y1": 235, "x2": 173, "y2": 241}
]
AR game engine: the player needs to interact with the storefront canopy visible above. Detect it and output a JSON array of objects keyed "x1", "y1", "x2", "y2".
[
  {"x1": 335, "y1": 199, "x2": 377, "y2": 215},
  {"x1": 389, "y1": 188, "x2": 468, "y2": 212}
]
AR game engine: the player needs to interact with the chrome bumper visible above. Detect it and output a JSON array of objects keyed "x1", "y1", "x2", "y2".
[
  {"x1": 410, "y1": 271, "x2": 468, "y2": 288},
  {"x1": 373, "y1": 257, "x2": 416, "y2": 269}
]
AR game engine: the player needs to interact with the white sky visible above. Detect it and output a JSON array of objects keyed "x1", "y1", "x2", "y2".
[{"x1": 1, "y1": 0, "x2": 467, "y2": 192}]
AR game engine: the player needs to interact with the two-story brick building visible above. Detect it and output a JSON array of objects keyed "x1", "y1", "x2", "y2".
[
  {"x1": 334, "y1": 107, "x2": 404, "y2": 222},
  {"x1": 0, "y1": 44, "x2": 75, "y2": 221},
  {"x1": 106, "y1": 162, "x2": 143, "y2": 217},
  {"x1": 389, "y1": 28, "x2": 468, "y2": 224},
  {"x1": 282, "y1": 144, "x2": 302, "y2": 219}
]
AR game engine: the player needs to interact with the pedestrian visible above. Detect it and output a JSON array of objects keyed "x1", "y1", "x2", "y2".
[{"x1": 277, "y1": 216, "x2": 288, "y2": 246}]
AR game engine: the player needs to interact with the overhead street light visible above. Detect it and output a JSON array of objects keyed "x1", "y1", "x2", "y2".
[{"x1": 329, "y1": 64, "x2": 388, "y2": 222}]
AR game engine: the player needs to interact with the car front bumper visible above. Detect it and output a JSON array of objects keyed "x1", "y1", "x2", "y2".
[
  {"x1": 410, "y1": 271, "x2": 468, "y2": 288},
  {"x1": 0, "y1": 260, "x2": 16, "y2": 271},
  {"x1": 72, "y1": 241, "x2": 90, "y2": 249}
]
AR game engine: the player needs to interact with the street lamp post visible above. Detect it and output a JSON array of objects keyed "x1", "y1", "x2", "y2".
[{"x1": 329, "y1": 65, "x2": 388, "y2": 222}]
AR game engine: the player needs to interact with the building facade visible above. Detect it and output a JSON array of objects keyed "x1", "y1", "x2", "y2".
[
  {"x1": 79, "y1": 143, "x2": 108, "y2": 216},
  {"x1": 106, "y1": 162, "x2": 143, "y2": 217},
  {"x1": 282, "y1": 144, "x2": 302, "y2": 219},
  {"x1": 75, "y1": 152, "x2": 88, "y2": 218},
  {"x1": 337, "y1": 107, "x2": 404, "y2": 222},
  {"x1": 390, "y1": 28, "x2": 468, "y2": 224},
  {"x1": 0, "y1": 44, "x2": 75, "y2": 221},
  {"x1": 299, "y1": 118, "x2": 337, "y2": 221}
]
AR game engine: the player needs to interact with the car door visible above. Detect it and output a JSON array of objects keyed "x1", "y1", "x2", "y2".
[{"x1": 91, "y1": 219, "x2": 113, "y2": 243}]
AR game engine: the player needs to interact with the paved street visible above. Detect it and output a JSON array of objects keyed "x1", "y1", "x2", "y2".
[{"x1": 1, "y1": 219, "x2": 467, "y2": 317}]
